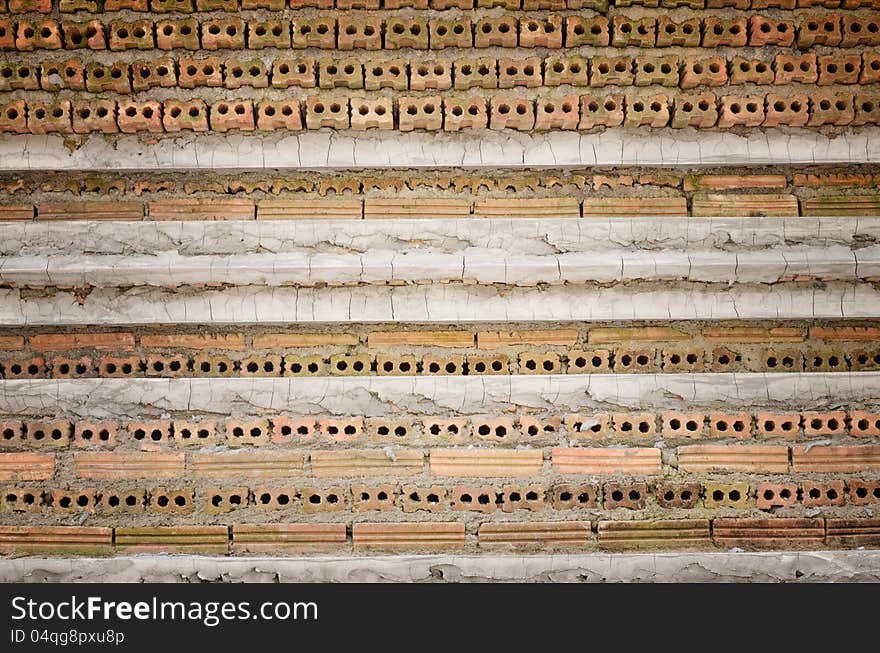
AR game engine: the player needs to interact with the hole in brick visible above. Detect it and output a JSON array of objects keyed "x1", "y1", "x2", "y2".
[
  {"x1": 460, "y1": 493, "x2": 472, "y2": 503},
  {"x1": 729, "y1": 490, "x2": 741, "y2": 501},
  {"x1": 611, "y1": 490, "x2": 623, "y2": 501}
]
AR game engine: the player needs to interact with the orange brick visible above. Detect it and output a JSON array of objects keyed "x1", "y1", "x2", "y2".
[
  {"x1": 115, "y1": 526, "x2": 228, "y2": 554},
  {"x1": 368, "y1": 331, "x2": 473, "y2": 348},
  {"x1": 0, "y1": 526, "x2": 112, "y2": 555},
  {"x1": 0, "y1": 452, "x2": 54, "y2": 480},
  {"x1": 74, "y1": 452, "x2": 184, "y2": 479},
  {"x1": 809, "y1": 326, "x2": 880, "y2": 341},
  {"x1": 477, "y1": 521, "x2": 592, "y2": 548},
  {"x1": 191, "y1": 451, "x2": 304, "y2": 478},
  {"x1": 587, "y1": 327, "x2": 689, "y2": 344},
  {"x1": 29, "y1": 332, "x2": 135, "y2": 351},
  {"x1": 429, "y1": 449, "x2": 543, "y2": 477},
  {"x1": 792, "y1": 445, "x2": 880, "y2": 472},
  {"x1": 0, "y1": 336, "x2": 24, "y2": 350},
  {"x1": 311, "y1": 449, "x2": 424, "y2": 477},
  {"x1": 140, "y1": 333, "x2": 247, "y2": 350},
  {"x1": 598, "y1": 520, "x2": 711, "y2": 550},
  {"x1": 701, "y1": 327, "x2": 803, "y2": 343},
  {"x1": 233, "y1": 524, "x2": 347, "y2": 553},
  {"x1": 551, "y1": 447, "x2": 661, "y2": 475},
  {"x1": 352, "y1": 522, "x2": 464, "y2": 551},
  {"x1": 477, "y1": 329, "x2": 578, "y2": 349},
  {"x1": 683, "y1": 174, "x2": 788, "y2": 192},
  {"x1": 712, "y1": 518, "x2": 824, "y2": 550},
  {"x1": 252, "y1": 333, "x2": 359, "y2": 348},
  {"x1": 677, "y1": 445, "x2": 789, "y2": 473},
  {"x1": 826, "y1": 518, "x2": 880, "y2": 548}
]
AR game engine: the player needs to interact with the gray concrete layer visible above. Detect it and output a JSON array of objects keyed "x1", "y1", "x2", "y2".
[
  {"x1": 1, "y1": 282, "x2": 879, "y2": 325},
  {"x1": 1, "y1": 552, "x2": 878, "y2": 582},
  {"x1": 0, "y1": 246, "x2": 871, "y2": 287},
  {"x1": 3, "y1": 129, "x2": 879, "y2": 170},
  {"x1": 1, "y1": 373, "x2": 876, "y2": 418},
  {"x1": 3, "y1": 218, "x2": 877, "y2": 258}
]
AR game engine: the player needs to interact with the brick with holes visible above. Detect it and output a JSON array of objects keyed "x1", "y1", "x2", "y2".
[
  {"x1": 352, "y1": 484, "x2": 396, "y2": 511},
  {"x1": 519, "y1": 416, "x2": 561, "y2": 440},
  {"x1": 474, "y1": 16, "x2": 518, "y2": 48},
  {"x1": 225, "y1": 418, "x2": 271, "y2": 447},
  {"x1": 703, "y1": 17, "x2": 748, "y2": 47},
  {"x1": 802, "y1": 411, "x2": 847, "y2": 437},
  {"x1": 202, "y1": 18, "x2": 246, "y2": 50},
  {"x1": 764, "y1": 94, "x2": 810, "y2": 127},
  {"x1": 1, "y1": 488, "x2": 43, "y2": 513},
  {"x1": 612, "y1": 16, "x2": 656, "y2": 47},
  {"x1": 808, "y1": 91, "x2": 855, "y2": 126},
  {"x1": 603, "y1": 482, "x2": 648, "y2": 510},
  {"x1": 305, "y1": 95, "x2": 349, "y2": 129},
  {"x1": 205, "y1": 487, "x2": 248, "y2": 514},
  {"x1": 337, "y1": 16, "x2": 382, "y2": 50},
  {"x1": 318, "y1": 417, "x2": 363, "y2": 443},
  {"x1": 251, "y1": 486, "x2": 297, "y2": 510},
  {"x1": 209, "y1": 100, "x2": 255, "y2": 133},
  {"x1": 842, "y1": 15, "x2": 880, "y2": 47},
  {"x1": 849, "y1": 479, "x2": 880, "y2": 505},
  {"x1": 99, "y1": 489, "x2": 146, "y2": 513},
  {"x1": 501, "y1": 483, "x2": 545, "y2": 512},
  {"x1": 566, "y1": 16, "x2": 609, "y2": 47},
  {"x1": 661, "y1": 412, "x2": 705, "y2": 438},
  {"x1": 443, "y1": 96, "x2": 488, "y2": 131},
  {"x1": 61, "y1": 20, "x2": 106, "y2": 50},
  {"x1": 578, "y1": 93, "x2": 625, "y2": 129},
  {"x1": 173, "y1": 420, "x2": 216, "y2": 446},
  {"x1": 551, "y1": 483, "x2": 599, "y2": 509},
  {"x1": 756, "y1": 482, "x2": 799, "y2": 510},
  {"x1": 803, "y1": 480, "x2": 846, "y2": 507},
  {"x1": 149, "y1": 487, "x2": 194, "y2": 514},
  {"x1": 755, "y1": 412, "x2": 801, "y2": 438},
  {"x1": 256, "y1": 99, "x2": 303, "y2": 131},
  {"x1": 703, "y1": 482, "x2": 750, "y2": 508},
  {"x1": 72, "y1": 420, "x2": 118, "y2": 448},
  {"x1": 718, "y1": 95, "x2": 765, "y2": 128},
  {"x1": 156, "y1": 19, "x2": 199, "y2": 51},
  {"x1": 400, "y1": 485, "x2": 447, "y2": 512},
  {"x1": 672, "y1": 92, "x2": 718, "y2": 129},
  {"x1": 850, "y1": 411, "x2": 880, "y2": 437},
  {"x1": 411, "y1": 60, "x2": 452, "y2": 91},
  {"x1": 657, "y1": 17, "x2": 701, "y2": 47},
  {"x1": 564, "y1": 414, "x2": 608, "y2": 439},
  {"x1": 22, "y1": 420, "x2": 70, "y2": 449},
  {"x1": 656, "y1": 482, "x2": 700, "y2": 508},
  {"x1": 519, "y1": 15, "x2": 564, "y2": 48},
  {"x1": 471, "y1": 417, "x2": 516, "y2": 443},
  {"x1": 117, "y1": 101, "x2": 162, "y2": 133},
  {"x1": 534, "y1": 95, "x2": 580, "y2": 130},
  {"x1": 611, "y1": 413, "x2": 657, "y2": 439},
  {"x1": 625, "y1": 94, "x2": 669, "y2": 127},
  {"x1": 302, "y1": 486, "x2": 347, "y2": 513},
  {"x1": 452, "y1": 485, "x2": 499, "y2": 513}
]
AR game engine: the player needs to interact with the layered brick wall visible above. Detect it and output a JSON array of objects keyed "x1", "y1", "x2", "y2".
[{"x1": 1, "y1": 0, "x2": 880, "y2": 565}]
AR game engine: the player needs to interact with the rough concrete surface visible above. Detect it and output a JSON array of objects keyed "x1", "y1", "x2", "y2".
[
  {"x1": 4, "y1": 129, "x2": 880, "y2": 171},
  {"x1": 2, "y1": 552, "x2": 879, "y2": 583}
]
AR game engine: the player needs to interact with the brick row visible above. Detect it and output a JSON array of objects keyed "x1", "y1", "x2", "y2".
[
  {"x1": 4, "y1": 91, "x2": 879, "y2": 134},
  {"x1": 5, "y1": 478, "x2": 878, "y2": 514},
  {"x1": 3, "y1": 14, "x2": 879, "y2": 53},
  {"x1": 3, "y1": 410, "x2": 880, "y2": 449},
  {"x1": 4, "y1": 166, "x2": 880, "y2": 197},
  {"x1": 3, "y1": 444, "x2": 879, "y2": 477},
  {"x1": 4, "y1": 345, "x2": 880, "y2": 380},
  {"x1": 2, "y1": 325, "x2": 878, "y2": 353},
  {"x1": 5, "y1": 51, "x2": 880, "y2": 95},
  {"x1": 7, "y1": 0, "x2": 880, "y2": 14},
  {"x1": 4, "y1": 193, "x2": 880, "y2": 220},
  {"x1": 3, "y1": 517, "x2": 880, "y2": 555}
]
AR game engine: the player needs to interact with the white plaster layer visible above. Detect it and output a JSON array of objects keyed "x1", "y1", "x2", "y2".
[
  {"x1": 0, "y1": 245, "x2": 869, "y2": 287},
  {"x1": 0, "y1": 373, "x2": 876, "y2": 418},
  {"x1": 3, "y1": 218, "x2": 874, "y2": 258},
  {"x1": 3, "y1": 129, "x2": 879, "y2": 170},
  {"x1": 1, "y1": 552, "x2": 878, "y2": 583},
  {"x1": 0, "y1": 282, "x2": 877, "y2": 325}
]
